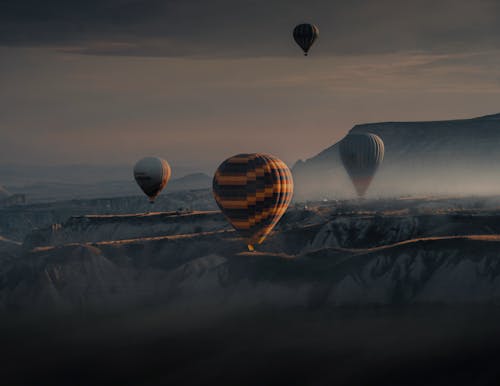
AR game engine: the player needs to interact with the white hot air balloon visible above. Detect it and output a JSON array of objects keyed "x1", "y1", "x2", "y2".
[{"x1": 133, "y1": 157, "x2": 171, "y2": 204}]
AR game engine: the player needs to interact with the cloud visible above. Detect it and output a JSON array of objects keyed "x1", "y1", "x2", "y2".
[
  {"x1": 2, "y1": 45, "x2": 500, "y2": 168},
  {"x1": 1, "y1": 0, "x2": 500, "y2": 57}
]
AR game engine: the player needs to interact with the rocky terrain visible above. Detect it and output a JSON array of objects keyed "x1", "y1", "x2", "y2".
[
  {"x1": 2, "y1": 195, "x2": 500, "y2": 312},
  {"x1": 0, "y1": 188, "x2": 217, "y2": 241},
  {"x1": 8, "y1": 232, "x2": 500, "y2": 312},
  {"x1": 293, "y1": 113, "x2": 500, "y2": 200},
  {"x1": 2, "y1": 193, "x2": 500, "y2": 386},
  {"x1": 24, "y1": 210, "x2": 228, "y2": 247}
]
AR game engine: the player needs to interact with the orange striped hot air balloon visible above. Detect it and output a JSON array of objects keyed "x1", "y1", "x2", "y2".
[{"x1": 213, "y1": 153, "x2": 293, "y2": 251}]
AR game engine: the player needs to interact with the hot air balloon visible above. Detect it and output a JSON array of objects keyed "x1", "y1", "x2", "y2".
[
  {"x1": 213, "y1": 153, "x2": 293, "y2": 251},
  {"x1": 293, "y1": 23, "x2": 319, "y2": 56},
  {"x1": 133, "y1": 157, "x2": 171, "y2": 204},
  {"x1": 339, "y1": 133, "x2": 384, "y2": 197}
]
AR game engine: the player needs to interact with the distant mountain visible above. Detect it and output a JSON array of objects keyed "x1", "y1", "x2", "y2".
[
  {"x1": 293, "y1": 113, "x2": 500, "y2": 200},
  {"x1": 0, "y1": 163, "x2": 204, "y2": 186},
  {"x1": 5, "y1": 172, "x2": 212, "y2": 203},
  {"x1": 0, "y1": 164, "x2": 132, "y2": 186}
]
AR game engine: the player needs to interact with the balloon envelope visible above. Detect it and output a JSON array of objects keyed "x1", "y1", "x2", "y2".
[
  {"x1": 339, "y1": 133, "x2": 385, "y2": 197},
  {"x1": 213, "y1": 153, "x2": 293, "y2": 251},
  {"x1": 133, "y1": 157, "x2": 171, "y2": 202},
  {"x1": 293, "y1": 23, "x2": 319, "y2": 56}
]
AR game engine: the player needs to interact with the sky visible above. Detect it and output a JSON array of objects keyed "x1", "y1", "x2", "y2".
[{"x1": 2, "y1": 0, "x2": 500, "y2": 174}]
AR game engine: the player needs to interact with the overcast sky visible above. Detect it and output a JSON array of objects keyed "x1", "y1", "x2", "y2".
[{"x1": 1, "y1": 0, "x2": 500, "y2": 173}]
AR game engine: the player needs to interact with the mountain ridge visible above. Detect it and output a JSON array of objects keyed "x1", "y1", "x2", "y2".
[{"x1": 352, "y1": 111, "x2": 500, "y2": 128}]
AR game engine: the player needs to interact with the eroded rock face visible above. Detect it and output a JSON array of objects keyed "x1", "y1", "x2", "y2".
[
  {"x1": 4, "y1": 234, "x2": 500, "y2": 312},
  {"x1": 24, "y1": 211, "x2": 229, "y2": 248},
  {"x1": 6, "y1": 196, "x2": 500, "y2": 312},
  {"x1": 24, "y1": 197, "x2": 500, "y2": 250},
  {"x1": 3, "y1": 209, "x2": 500, "y2": 311}
]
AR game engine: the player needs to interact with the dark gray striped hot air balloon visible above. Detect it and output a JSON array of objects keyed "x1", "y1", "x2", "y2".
[
  {"x1": 293, "y1": 23, "x2": 319, "y2": 56},
  {"x1": 339, "y1": 133, "x2": 385, "y2": 197}
]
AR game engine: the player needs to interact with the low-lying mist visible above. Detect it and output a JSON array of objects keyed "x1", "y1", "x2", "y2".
[{"x1": 293, "y1": 163, "x2": 500, "y2": 200}]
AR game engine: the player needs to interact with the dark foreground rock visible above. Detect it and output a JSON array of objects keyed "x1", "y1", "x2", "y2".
[{"x1": 2, "y1": 305, "x2": 500, "y2": 386}]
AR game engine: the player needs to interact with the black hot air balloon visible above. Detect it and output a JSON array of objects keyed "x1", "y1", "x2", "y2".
[
  {"x1": 133, "y1": 157, "x2": 171, "y2": 204},
  {"x1": 339, "y1": 133, "x2": 385, "y2": 197},
  {"x1": 213, "y1": 153, "x2": 293, "y2": 251},
  {"x1": 293, "y1": 23, "x2": 319, "y2": 56}
]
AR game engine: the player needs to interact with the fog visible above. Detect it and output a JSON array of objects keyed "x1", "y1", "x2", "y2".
[{"x1": 294, "y1": 163, "x2": 500, "y2": 200}]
